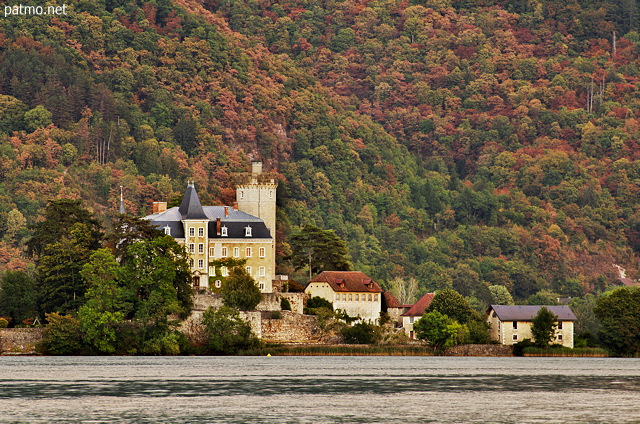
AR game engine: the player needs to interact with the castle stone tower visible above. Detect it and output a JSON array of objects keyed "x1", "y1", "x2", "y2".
[{"x1": 234, "y1": 162, "x2": 278, "y2": 236}]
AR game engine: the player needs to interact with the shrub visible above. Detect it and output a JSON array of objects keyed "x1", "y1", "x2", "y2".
[
  {"x1": 0, "y1": 318, "x2": 9, "y2": 328},
  {"x1": 306, "y1": 296, "x2": 333, "y2": 311},
  {"x1": 280, "y1": 297, "x2": 292, "y2": 311},
  {"x1": 271, "y1": 311, "x2": 282, "y2": 319},
  {"x1": 38, "y1": 313, "x2": 84, "y2": 355},
  {"x1": 342, "y1": 322, "x2": 379, "y2": 344},
  {"x1": 512, "y1": 338, "x2": 536, "y2": 356}
]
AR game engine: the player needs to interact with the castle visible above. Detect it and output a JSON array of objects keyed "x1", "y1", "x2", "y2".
[{"x1": 144, "y1": 162, "x2": 278, "y2": 293}]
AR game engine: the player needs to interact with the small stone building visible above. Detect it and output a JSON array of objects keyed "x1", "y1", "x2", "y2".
[
  {"x1": 487, "y1": 305, "x2": 577, "y2": 348},
  {"x1": 304, "y1": 271, "x2": 384, "y2": 323},
  {"x1": 400, "y1": 292, "x2": 435, "y2": 339}
]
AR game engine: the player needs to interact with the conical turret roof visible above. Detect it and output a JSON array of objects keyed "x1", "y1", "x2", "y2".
[{"x1": 179, "y1": 182, "x2": 208, "y2": 220}]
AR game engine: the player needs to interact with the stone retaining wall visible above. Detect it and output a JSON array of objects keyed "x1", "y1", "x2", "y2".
[
  {"x1": 0, "y1": 328, "x2": 43, "y2": 354},
  {"x1": 445, "y1": 344, "x2": 513, "y2": 356},
  {"x1": 192, "y1": 292, "x2": 307, "y2": 314}
]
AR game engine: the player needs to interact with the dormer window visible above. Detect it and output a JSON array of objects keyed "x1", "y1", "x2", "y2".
[
  {"x1": 164, "y1": 226, "x2": 171, "y2": 235},
  {"x1": 245, "y1": 226, "x2": 252, "y2": 237},
  {"x1": 221, "y1": 226, "x2": 228, "y2": 237}
]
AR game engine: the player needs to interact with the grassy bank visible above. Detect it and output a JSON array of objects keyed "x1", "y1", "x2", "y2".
[
  {"x1": 243, "y1": 344, "x2": 437, "y2": 356},
  {"x1": 523, "y1": 347, "x2": 608, "y2": 357}
]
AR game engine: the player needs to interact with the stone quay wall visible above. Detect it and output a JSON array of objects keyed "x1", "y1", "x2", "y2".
[
  {"x1": 0, "y1": 328, "x2": 43, "y2": 355},
  {"x1": 445, "y1": 344, "x2": 513, "y2": 356}
]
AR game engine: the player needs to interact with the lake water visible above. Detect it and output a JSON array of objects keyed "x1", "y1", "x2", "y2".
[{"x1": 1, "y1": 356, "x2": 639, "y2": 423}]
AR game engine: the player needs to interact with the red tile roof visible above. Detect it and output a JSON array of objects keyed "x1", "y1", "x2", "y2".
[
  {"x1": 619, "y1": 278, "x2": 640, "y2": 287},
  {"x1": 401, "y1": 292, "x2": 435, "y2": 317},
  {"x1": 309, "y1": 271, "x2": 383, "y2": 293},
  {"x1": 383, "y1": 291, "x2": 403, "y2": 308}
]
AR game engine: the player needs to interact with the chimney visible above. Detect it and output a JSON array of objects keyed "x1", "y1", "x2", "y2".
[
  {"x1": 153, "y1": 202, "x2": 167, "y2": 214},
  {"x1": 251, "y1": 162, "x2": 262, "y2": 175},
  {"x1": 216, "y1": 218, "x2": 221, "y2": 235},
  {"x1": 224, "y1": 206, "x2": 229, "y2": 217},
  {"x1": 233, "y1": 202, "x2": 238, "y2": 210}
]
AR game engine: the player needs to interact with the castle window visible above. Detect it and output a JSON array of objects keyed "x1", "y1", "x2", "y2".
[
  {"x1": 558, "y1": 321, "x2": 563, "y2": 330},
  {"x1": 513, "y1": 335, "x2": 518, "y2": 341},
  {"x1": 259, "y1": 266, "x2": 265, "y2": 277},
  {"x1": 343, "y1": 294, "x2": 347, "y2": 301},
  {"x1": 245, "y1": 226, "x2": 252, "y2": 237},
  {"x1": 374, "y1": 294, "x2": 378, "y2": 301},
  {"x1": 189, "y1": 259, "x2": 194, "y2": 267},
  {"x1": 355, "y1": 294, "x2": 359, "y2": 301},
  {"x1": 221, "y1": 247, "x2": 228, "y2": 257},
  {"x1": 259, "y1": 247, "x2": 265, "y2": 257},
  {"x1": 269, "y1": 190, "x2": 273, "y2": 198},
  {"x1": 189, "y1": 227, "x2": 195, "y2": 237},
  {"x1": 215, "y1": 280, "x2": 221, "y2": 288},
  {"x1": 209, "y1": 247, "x2": 214, "y2": 257},
  {"x1": 245, "y1": 266, "x2": 252, "y2": 275},
  {"x1": 221, "y1": 266, "x2": 228, "y2": 277},
  {"x1": 240, "y1": 191, "x2": 244, "y2": 199},
  {"x1": 513, "y1": 321, "x2": 518, "y2": 330},
  {"x1": 209, "y1": 266, "x2": 215, "y2": 276},
  {"x1": 164, "y1": 226, "x2": 171, "y2": 235},
  {"x1": 221, "y1": 226, "x2": 228, "y2": 237},
  {"x1": 260, "y1": 283, "x2": 264, "y2": 291},
  {"x1": 233, "y1": 247, "x2": 240, "y2": 257},
  {"x1": 198, "y1": 259, "x2": 204, "y2": 269},
  {"x1": 189, "y1": 243, "x2": 195, "y2": 253},
  {"x1": 198, "y1": 228, "x2": 204, "y2": 237},
  {"x1": 198, "y1": 243, "x2": 204, "y2": 254},
  {"x1": 246, "y1": 247, "x2": 252, "y2": 257},
  {"x1": 348, "y1": 294, "x2": 352, "y2": 301}
]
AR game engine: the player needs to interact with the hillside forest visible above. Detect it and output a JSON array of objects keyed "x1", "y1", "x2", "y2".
[{"x1": 2, "y1": 0, "x2": 640, "y2": 312}]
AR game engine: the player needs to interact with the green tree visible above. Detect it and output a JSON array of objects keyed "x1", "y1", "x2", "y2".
[
  {"x1": 201, "y1": 306, "x2": 261, "y2": 354},
  {"x1": 23, "y1": 105, "x2": 52, "y2": 132},
  {"x1": 414, "y1": 310, "x2": 461, "y2": 352},
  {"x1": 36, "y1": 222, "x2": 99, "y2": 314},
  {"x1": 426, "y1": 288, "x2": 474, "y2": 324},
  {"x1": 78, "y1": 249, "x2": 129, "y2": 354},
  {"x1": 488, "y1": 285, "x2": 514, "y2": 305},
  {"x1": 531, "y1": 306, "x2": 558, "y2": 347},
  {"x1": 221, "y1": 266, "x2": 263, "y2": 311},
  {"x1": 39, "y1": 313, "x2": 84, "y2": 355},
  {"x1": 122, "y1": 236, "x2": 193, "y2": 325},
  {"x1": 27, "y1": 199, "x2": 103, "y2": 258},
  {"x1": 105, "y1": 215, "x2": 164, "y2": 263},
  {"x1": 0, "y1": 271, "x2": 38, "y2": 326},
  {"x1": 289, "y1": 224, "x2": 352, "y2": 280},
  {"x1": 594, "y1": 288, "x2": 640, "y2": 356}
]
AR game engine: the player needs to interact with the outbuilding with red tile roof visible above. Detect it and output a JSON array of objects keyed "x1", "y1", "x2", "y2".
[
  {"x1": 400, "y1": 292, "x2": 435, "y2": 339},
  {"x1": 305, "y1": 271, "x2": 384, "y2": 322}
]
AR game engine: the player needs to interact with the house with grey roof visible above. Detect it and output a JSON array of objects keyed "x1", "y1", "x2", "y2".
[
  {"x1": 487, "y1": 305, "x2": 577, "y2": 348},
  {"x1": 143, "y1": 162, "x2": 277, "y2": 293}
]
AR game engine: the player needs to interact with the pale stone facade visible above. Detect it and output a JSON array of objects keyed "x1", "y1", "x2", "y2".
[
  {"x1": 487, "y1": 305, "x2": 576, "y2": 348},
  {"x1": 304, "y1": 271, "x2": 384, "y2": 323}
]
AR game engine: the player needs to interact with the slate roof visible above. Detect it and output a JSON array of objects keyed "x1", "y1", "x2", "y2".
[
  {"x1": 401, "y1": 292, "x2": 435, "y2": 317},
  {"x1": 178, "y1": 184, "x2": 207, "y2": 219},
  {"x1": 144, "y1": 185, "x2": 272, "y2": 239},
  {"x1": 490, "y1": 305, "x2": 577, "y2": 321},
  {"x1": 308, "y1": 271, "x2": 383, "y2": 293}
]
